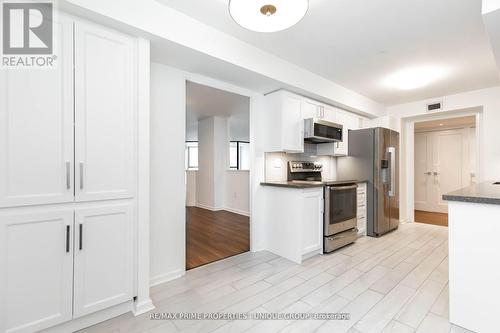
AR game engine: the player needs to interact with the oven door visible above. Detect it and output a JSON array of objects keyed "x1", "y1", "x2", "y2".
[{"x1": 324, "y1": 184, "x2": 358, "y2": 236}]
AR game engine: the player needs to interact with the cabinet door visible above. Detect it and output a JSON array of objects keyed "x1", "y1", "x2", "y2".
[
  {"x1": 0, "y1": 209, "x2": 74, "y2": 333},
  {"x1": 73, "y1": 202, "x2": 134, "y2": 318},
  {"x1": 302, "y1": 189, "x2": 323, "y2": 254},
  {"x1": 322, "y1": 106, "x2": 337, "y2": 123},
  {"x1": 0, "y1": 15, "x2": 74, "y2": 208},
  {"x1": 74, "y1": 21, "x2": 136, "y2": 202},
  {"x1": 302, "y1": 100, "x2": 321, "y2": 119},
  {"x1": 281, "y1": 94, "x2": 304, "y2": 152},
  {"x1": 334, "y1": 111, "x2": 348, "y2": 156}
]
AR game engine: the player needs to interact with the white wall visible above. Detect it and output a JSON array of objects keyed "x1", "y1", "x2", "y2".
[
  {"x1": 386, "y1": 86, "x2": 500, "y2": 221},
  {"x1": 197, "y1": 117, "x2": 215, "y2": 209},
  {"x1": 214, "y1": 117, "x2": 229, "y2": 209},
  {"x1": 150, "y1": 63, "x2": 186, "y2": 286},
  {"x1": 225, "y1": 171, "x2": 250, "y2": 216},
  {"x1": 185, "y1": 170, "x2": 196, "y2": 206},
  {"x1": 196, "y1": 116, "x2": 229, "y2": 210}
]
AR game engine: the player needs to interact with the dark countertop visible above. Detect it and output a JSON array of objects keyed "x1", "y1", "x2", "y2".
[
  {"x1": 443, "y1": 182, "x2": 500, "y2": 205},
  {"x1": 260, "y1": 180, "x2": 358, "y2": 189}
]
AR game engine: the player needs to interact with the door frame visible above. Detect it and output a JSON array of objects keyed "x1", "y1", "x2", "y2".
[
  {"x1": 401, "y1": 107, "x2": 482, "y2": 223},
  {"x1": 182, "y1": 72, "x2": 256, "y2": 255}
]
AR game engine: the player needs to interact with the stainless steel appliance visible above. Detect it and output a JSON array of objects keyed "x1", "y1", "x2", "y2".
[
  {"x1": 287, "y1": 161, "x2": 359, "y2": 253},
  {"x1": 324, "y1": 183, "x2": 358, "y2": 253},
  {"x1": 304, "y1": 118, "x2": 343, "y2": 144},
  {"x1": 288, "y1": 161, "x2": 323, "y2": 182},
  {"x1": 337, "y1": 127, "x2": 399, "y2": 237}
]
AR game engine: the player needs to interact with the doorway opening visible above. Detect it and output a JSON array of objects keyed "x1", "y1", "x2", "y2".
[
  {"x1": 184, "y1": 81, "x2": 251, "y2": 270},
  {"x1": 413, "y1": 115, "x2": 477, "y2": 226}
]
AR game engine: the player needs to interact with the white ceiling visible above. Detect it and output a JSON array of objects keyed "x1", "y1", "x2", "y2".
[
  {"x1": 186, "y1": 81, "x2": 250, "y2": 141},
  {"x1": 158, "y1": 0, "x2": 499, "y2": 105}
]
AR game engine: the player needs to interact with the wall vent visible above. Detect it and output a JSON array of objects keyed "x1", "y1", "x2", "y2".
[{"x1": 426, "y1": 101, "x2": 443, "y2": 112}]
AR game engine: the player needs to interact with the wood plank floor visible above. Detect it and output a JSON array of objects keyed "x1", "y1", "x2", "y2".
[
  {"x1": 414, "y1": 210, "x2": 448, "y2": 227},
  {"x1": 186, "y1": 207, "x2": 250, "y2": 270},
  {"x1": 79, "y1": 222, "x2": 473, "y2": 333}
]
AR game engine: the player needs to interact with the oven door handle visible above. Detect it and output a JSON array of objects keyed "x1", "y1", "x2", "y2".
[{"x1": 330, "y1": 184, "x2": 358, "y2": 191}]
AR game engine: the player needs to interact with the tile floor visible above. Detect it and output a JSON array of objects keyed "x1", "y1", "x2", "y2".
[{"x1": 79, "y1": 222, "x2": 475, "y2": 333}]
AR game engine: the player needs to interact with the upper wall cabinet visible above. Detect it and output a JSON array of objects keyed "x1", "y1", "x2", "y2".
[
  {"x1": 74, "y1": 22, "x2": 136, "y2": 202},
  {"x1": 334, "y1": 110, "x2": 360, "y2": 156},
  {"x1": 0, "y1": 15, "x2": 74, "y2": 208},
  {"x1": 263, "y1": 91, "x2": 304, "y2": 153},
  {"x1": 0, "y1": 18, "x2": 137, "y2": 208}
]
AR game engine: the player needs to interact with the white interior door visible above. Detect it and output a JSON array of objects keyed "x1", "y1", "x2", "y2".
[
  {"x1": 73, "y1": 202, "x2": 134, "y2": 318},
  {"x1": 0, "y1": 15, "x2": 74, "y2": 208},
  {"x1": 0, "y1": 209, "x2": 74, "y2": 333},
  {"x1": 74, "y1": 21, "x2": 136, "y2": 202},
  {"x1": 433, "y1": 129, "x2": 467, "y2": 213},
  {"x1": 414, "y1": 132, "x2": 433, "y2": 211},
  {"x1": 414, "y1": 128, "x2": 472, "y2": 214}
]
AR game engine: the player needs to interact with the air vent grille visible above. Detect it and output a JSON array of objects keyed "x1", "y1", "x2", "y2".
[{"x1": 426, "y1": 101, "x2": 443, "y2": 112}]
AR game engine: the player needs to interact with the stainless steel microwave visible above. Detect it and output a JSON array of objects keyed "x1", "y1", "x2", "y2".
[{"x1": 304, "y1": 118, "x2": 343, "y2": 143}]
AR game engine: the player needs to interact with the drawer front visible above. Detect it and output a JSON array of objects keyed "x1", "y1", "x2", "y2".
[{"x1": 324, "y1": 229, "x2": 358, "y2": 253}]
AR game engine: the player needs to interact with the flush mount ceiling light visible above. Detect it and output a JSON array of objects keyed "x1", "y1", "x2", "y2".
[
  {"x1": 229, "y1": 0, "x2": 309, "y2": 33},
  {"x1": 383, "y1": 66, "x2": 448, "y2": 90}
]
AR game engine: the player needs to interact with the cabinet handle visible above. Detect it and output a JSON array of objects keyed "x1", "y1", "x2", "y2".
[
  {"x1": 79, "y1": 162, "x2": 84, "y2": 190},
  {"x1": 66, "y1": 162, "x2": 71, "y2": 190},
  {"x1": 79, "y1": 223, "x2": 83, "y2": 250},
  {"x1": 66, "y1": 225, "x2": 70, "y2": 253}
]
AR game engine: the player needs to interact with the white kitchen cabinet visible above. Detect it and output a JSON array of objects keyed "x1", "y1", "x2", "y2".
[
  {"x1": 0, "y1": 14, "x2": 139, "y2": 333},
  {"x1": 302, "y1": 189, "x2": 324, "y2": 255},
  {"x1": 334, "y1": 110, "x2": 360, "y2": 156},
  {"x1": 261, "y1": 186, "x2": 323, "y2": 263},
  {"x1": 0, "y1": 15, "x2": 74, "y2": 208},
  {"x1": 322, "y1": 105, "x2": 337, "y2": 123},
  {"x1": 357, "y1": 182, "x2": 367, "y2": 236},
  {"x1": 73, "y1": 202, "x2": 134, "y2": 318},
  {"x1": 302, "y1": 99, "x2": 322, "y2": 119},
  {"x1": 263, "y1": 91, "x2": 303, "y2": 153},
  {"x1": 74, "y1": 21, "x2": 136, "y2": 202},
  {"x1": 0, "y1": 209, "x2": 74, "y2": 333},
  {"x1": 359, "y1": 116, "x2": 371, "y2": 129}
]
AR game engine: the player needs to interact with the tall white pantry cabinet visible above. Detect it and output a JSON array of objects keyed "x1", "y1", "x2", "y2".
[{"x1": 0, "y1": 13, "x2": 139, "y2": 333}]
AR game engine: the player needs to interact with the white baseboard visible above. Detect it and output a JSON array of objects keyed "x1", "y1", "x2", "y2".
[
  {"x1": 133, "y1": 298, "x2": 155, "y2": 316},
  {"x1": 195, "y1": 203, "x2": 249, "y2": 216},
  {"x1": 44, "y1": 301, "x2": 133, "y2": 333},
  {"x1": 224, "y1": 207, "x2": 250, "y2": 216},
  {"x1": 150, "y1": 269, "x2": 185, "y2": 287},
  {"x1": 195, "y1": 203, "x2": 223, "y2": 211}
]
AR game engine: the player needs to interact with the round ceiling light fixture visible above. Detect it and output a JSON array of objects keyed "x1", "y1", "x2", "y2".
[{"x1": 229, "y1": 0, "x2": 309, "y2": 33}]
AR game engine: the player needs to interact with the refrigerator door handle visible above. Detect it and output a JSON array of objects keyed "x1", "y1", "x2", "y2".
[{"x1": 387, "y1": 147, "x2": 396, "y2": 197}]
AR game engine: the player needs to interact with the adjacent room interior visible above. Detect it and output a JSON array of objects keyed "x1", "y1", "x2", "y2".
[
  {"x1": 414, "y1": 115, "x2": 477, "y2": 226},
  {"x1": 184, "y1": 81, "x2": 251, "y2": 270}
]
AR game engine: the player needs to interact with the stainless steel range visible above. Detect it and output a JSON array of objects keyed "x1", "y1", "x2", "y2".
[
  {"x1": 324, "y1": 183, "x2": 358, "y2": 253},
  {"x1": 288, "y1": 161, "x2": 358, "y2": 253}
]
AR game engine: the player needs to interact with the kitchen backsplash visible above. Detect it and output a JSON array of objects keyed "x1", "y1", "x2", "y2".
[{"x1": 265, "y1": 151, "x2": 337, "y2": 182}]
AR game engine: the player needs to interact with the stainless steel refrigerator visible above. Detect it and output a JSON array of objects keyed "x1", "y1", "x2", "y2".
[{"x1": 337, "y1": 127, "x2": 399, "y2": 237}]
